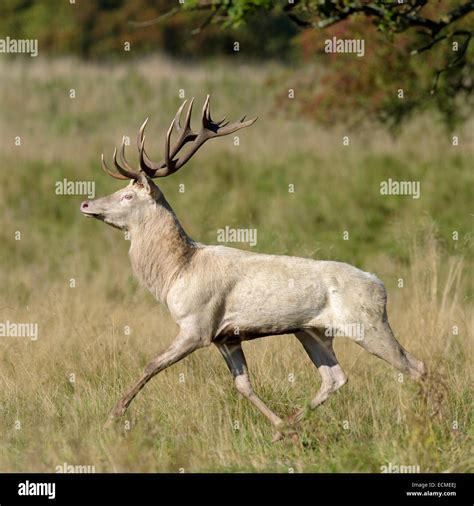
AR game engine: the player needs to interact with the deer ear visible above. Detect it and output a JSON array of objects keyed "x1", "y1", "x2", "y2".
[{"x1": 138, "y1": 171, "x2": 159, "y2": 197}]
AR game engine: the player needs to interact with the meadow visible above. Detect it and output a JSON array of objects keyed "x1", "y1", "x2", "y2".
[{"x1": 0, "y1": 56, "x2": 472, "y2": 472}]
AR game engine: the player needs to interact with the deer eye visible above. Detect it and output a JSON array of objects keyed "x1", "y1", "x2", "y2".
[{"x1": 124, "y1": 193, "x2": 134, "y2": 200}]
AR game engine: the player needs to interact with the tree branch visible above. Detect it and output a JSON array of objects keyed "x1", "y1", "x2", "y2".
[
  {"x1": 411, "y1": 29, "x2": 474, "y2": 55},
  {"x1": 129, "y1": 7, "x2": 180, "y2": 28},
  {"x1": 442, "y1": 0, "x2": 474, "y2": 26},
  {"x1": 129, "y1": 3, "x2": 218, "y2": 28},
  {"x1": 431, "y1": 32, "x2": 473, "y2": 93}
]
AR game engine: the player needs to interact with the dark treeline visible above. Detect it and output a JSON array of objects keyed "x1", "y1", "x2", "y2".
[
  {"x1": 0, "y1": 0, "x2": 471, "y2": 129},
  {"x1": 0, "y1": 0, "x2": 297, "y2": 60}
]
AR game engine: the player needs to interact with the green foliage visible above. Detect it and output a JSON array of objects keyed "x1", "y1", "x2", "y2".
[
  {"x1": 182, "y1": 0, "x2": 474, "y2": 128},
  {"x1": 215, "y1": 0, "x2": 276, "y2": 28},
  {"x1": 285, "y1": 14, "x2": 473, "y2": 130}
]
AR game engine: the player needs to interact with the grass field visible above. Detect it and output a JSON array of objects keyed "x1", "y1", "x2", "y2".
[{"x1": 0, "y1": 56, "x2": 472, "y2": 473}]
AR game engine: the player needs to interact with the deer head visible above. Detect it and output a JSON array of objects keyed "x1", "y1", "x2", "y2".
[{"x1": 80, "y1": 95, "x2": 257, "y2": 231}]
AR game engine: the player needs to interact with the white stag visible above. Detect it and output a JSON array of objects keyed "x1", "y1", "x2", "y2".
[{"x1": 81, "y1": 96, "x2": 426, "y2": 441}]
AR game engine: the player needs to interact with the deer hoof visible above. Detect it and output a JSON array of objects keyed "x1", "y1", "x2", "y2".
[
  {"x1": 287, "y1": 408, "x2": 305, "y2": 425},
  {"x1": 271, "y1": 428, "x2": 299, "y2": 444},
  {"x1": 271, "y1": 431, "x2": 284, "y2": 443},
  {"x1": 290, "y1": 432, "x2": 300, "y2": 444},
  {"x1": 104, "y1": 404, "x2": 125, "y2": 429},
  {"x1": 104, "y1": 413, "x2": 121, "y2": 429},
  {"x1": 103, "y1": 418, "x2": 113, "y2": 430}
]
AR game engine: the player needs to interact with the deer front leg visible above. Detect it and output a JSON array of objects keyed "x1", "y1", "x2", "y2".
[
  {"x1": 216, "y1": 342, "x2": 298, "y2": 443},
  {"x1": 105, "y1": 332, "x2": 201, "y2": 427}
]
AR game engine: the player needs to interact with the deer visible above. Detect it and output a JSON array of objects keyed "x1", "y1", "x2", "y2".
[{"x1": 80, "y1": 95, "x2": 426, "y2": 442}]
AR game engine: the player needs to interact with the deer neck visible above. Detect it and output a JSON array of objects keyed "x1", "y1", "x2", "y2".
[{"x1": 128, "y1": 199, "x2": 196, "y2": 305}]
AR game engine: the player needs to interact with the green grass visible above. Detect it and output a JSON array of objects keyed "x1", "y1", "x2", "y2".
[{"x1": 0, "y1": 56, "x2": 472, "y2": 473}]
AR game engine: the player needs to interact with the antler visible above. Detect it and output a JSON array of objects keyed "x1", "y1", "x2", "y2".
[{"x1": 101, "y1": 95, "x2": 257, "y2": 181}]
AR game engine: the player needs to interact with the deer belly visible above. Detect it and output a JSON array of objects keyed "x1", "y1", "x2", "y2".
[{"x1": 215, "y1": 302, "x2": 323, "y2": 342}]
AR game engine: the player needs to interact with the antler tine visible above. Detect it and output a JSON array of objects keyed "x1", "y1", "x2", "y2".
[
  {"x1": 202, "y1": 95, "x2": 230, "y2": 128},
  {"x1": 138, "y1": 136, "x2": 147, "y2": 173},
  {"x1": 102, "y1": 95, "x2": 257, "y2": 180},
  {"x1": 161, "y1": 118, "x2": 179, "y2": 177},
  {"x1": 198, "y1": 95, "x2": 257, "y2": 137},
  {"x1": 119, "y1": 138, "x2": 139, "y2": 174},
  {"x1": 135, "y1": 100, "x2": 199, "y2": 176},
  {"x1": 137, "y1": 117, "x2": 148, "y2": 148},
  {"x1": 163, "y1": 120, "x2": 173, "y2": 173},
  {"x1": 130, "y1": 128, "x2": 156, "y2": 178},
  {"x1": 113, "y1": 148, "x2": 139, "y2": 180},
  {"x1": 182, "y1": 97, "x2": 195, "y2": 132},
  {"x1": 168, "y1": 98, "x2": 197, "y2": 159},
  {"x1": 101, "y1": 153, "x2": 129, "y2": 180},
  {"x1": 174, "y1": 100, "x2": 188, "y2": 132},
  {"x1": 138, "y1": 136, "x2": 159, "y2": 176},
  {"x1": 212, "y1": 114, "x2": 258, "y2": 136},
  {"x1": 168, "y1": 95, "x2": 257, "y2": 171},
  {"x1": 137, "y1": 117, "x2": 162, "y2": 173},
  {"x1": 201, "y1": 94, "x2": 212, "y2": 129}
]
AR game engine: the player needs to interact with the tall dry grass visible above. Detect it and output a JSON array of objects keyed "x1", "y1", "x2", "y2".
[{"x1": 0, "y1": 56, "x2": 472, "y2": 472}]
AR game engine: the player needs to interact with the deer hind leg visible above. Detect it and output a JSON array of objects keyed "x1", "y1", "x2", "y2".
[
  {"x1": 105, "y1": 332, "x2": 202, "y2": 427},
  {"x1": 292, "y1": 329, "x2": 347, "y2": 424},
  {"x1": 215, "y1": 342, "x2": 297, "y2": 443},
  {"x1": 356, "y1": 321, "x2": 426, "y2": 381}
]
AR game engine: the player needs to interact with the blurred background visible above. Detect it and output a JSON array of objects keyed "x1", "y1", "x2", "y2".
[
  {"x1": 0, "y1": 0, "x2": 472, "y2": 472},
  {"x1": 0, "y1": 0, "x2": 472, "y2": 128}
]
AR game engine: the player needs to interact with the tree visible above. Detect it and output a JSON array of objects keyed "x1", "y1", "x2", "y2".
[{"x1": 176, "y1": 0, "x2": 474, "y2": 128}]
